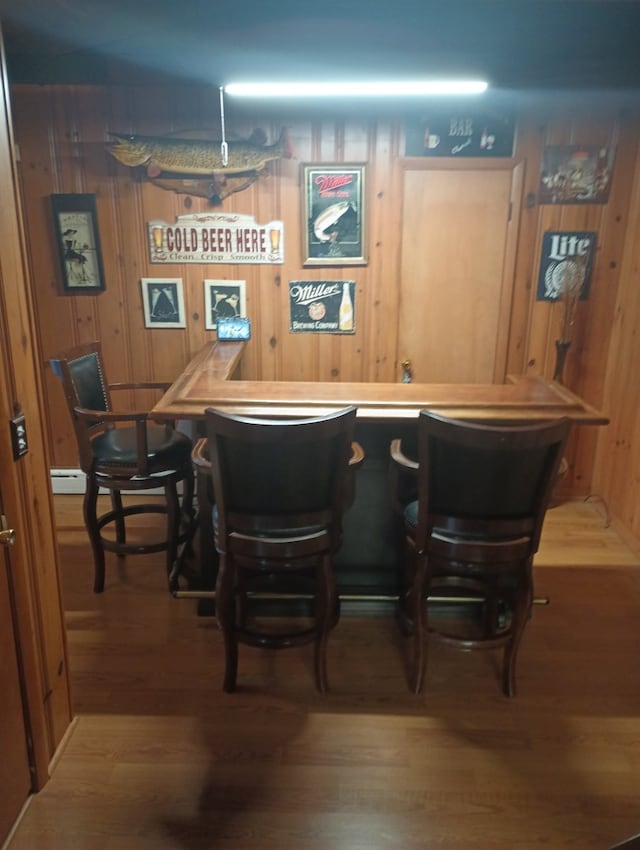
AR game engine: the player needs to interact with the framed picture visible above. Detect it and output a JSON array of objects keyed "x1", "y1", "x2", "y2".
[
  {"x1": 51, "y1": 193, "x2": 105, "y2": 293},
  {"x1": 538, "y1": 145, "x2": 615, "y2": 204},
  {"x1": 301, "y1": 164, "x2": 366, "y2": 266},
  {"x1": 204, "y1": 279, "x2": 247, "y2": 331},
  {"x1": 140, "y1": 278, "x2": 186, "y2": 328}
]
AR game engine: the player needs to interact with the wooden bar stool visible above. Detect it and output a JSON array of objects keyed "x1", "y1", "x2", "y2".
[{"x1": 52, "y1": 341, "x2": 195, "y2": 592}]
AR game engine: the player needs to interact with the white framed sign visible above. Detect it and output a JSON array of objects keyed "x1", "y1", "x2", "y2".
[
  {"x1": 204, "y1": 280, "x2": 247, "y2": 330},
  {"x1": 148, "y1": 213, "x2": 283, "y2": 264},
  {"x1": 140, "y1": 278, "x2": 186, "y2": 328}
]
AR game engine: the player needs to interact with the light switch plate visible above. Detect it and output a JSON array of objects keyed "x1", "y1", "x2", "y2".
[{"x1": 10, "y1": 414, "x2": 28, "y2": 459}]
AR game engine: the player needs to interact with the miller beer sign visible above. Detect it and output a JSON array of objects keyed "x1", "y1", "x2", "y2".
[
  {"x1": 537, "y1": 231, "x2": 596, "y2": 301},
  {"x1": 148, "y1": 212, "x2": 284, "y2": 264}
]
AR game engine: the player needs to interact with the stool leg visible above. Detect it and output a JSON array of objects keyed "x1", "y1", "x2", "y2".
[
  {"x1": 216, "y1": 555, "x2": 238, "y2": 692},
  {"x1": 502, "y1": 567, "x2": 533, "y2": 698},
  {"x1": 110, "y1": 490, "x2": 125, "y2": 549},
  {"x1": 314, "y1": 553, "x2": 336, "y2": 693},
  {"x1": 181, "y1": 463, "x2": 195, "y2": 531},
  {"x1": 411, "y1": 553, "x2": 428, "y2": 694},
  {"x1": 84, "y1": 475, "x2": 105, "y2": 593},
  {"x1": 165, "y1": 480, "x2": 181, "y2": 584}
]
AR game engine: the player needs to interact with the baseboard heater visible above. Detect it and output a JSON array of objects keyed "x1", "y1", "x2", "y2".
[
  {"x1": 50, "y1": 468, "x2": 85, "y2": 494},
  {"x1": 50, "y1": 469, "x2": 182, "y2": 496}
]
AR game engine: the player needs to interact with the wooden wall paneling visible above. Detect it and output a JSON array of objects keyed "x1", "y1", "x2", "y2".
[
  {"x1": 131, "y1": 87, "x2": 188, "y2": 383},
  {"x1": 593, "y1": 136, "x2": 640, "y2": 538},
  {"x1": 50, "y1": 87, "x2": 102, "y2": 346},
  {"x1": 506, "y1": 117, "x2": 545, "y2": 376},
  {"x1": 493, "y1": 159, "x2": 525, "y2": 381},
  {"x1": 336, "y1": 119, "x2": 375, "y2": 383},
  {"x1": 369, "y1": 122, "x2": 402, "y2": 383},
  {"x1": 314, "y1": 120, "x2": 341, "y2": 381},
  {"x1": 278, "y1": 120, "x2": 318, "y2": 381},
  {"x1": 11, "y1": 86, "x2": 74, "y2": 466},
  {"x1": 244, "y1": 116, "x2": 296, "y2": 382},
  {"x1": 557, "y1": 115, "x2": 633, "y2": 499}
]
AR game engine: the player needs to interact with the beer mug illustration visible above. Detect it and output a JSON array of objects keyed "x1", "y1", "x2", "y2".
[
  {"x1": 151, "y1": 225, "x2": 164, "y2": 256},
  {"x1": 268, "y1": 227, "x2": 281, "y2": 258}
]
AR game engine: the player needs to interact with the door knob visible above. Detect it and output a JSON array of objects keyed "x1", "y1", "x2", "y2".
[{"x1": 0, "y1": 515, "x2": 16, "y2": 546}]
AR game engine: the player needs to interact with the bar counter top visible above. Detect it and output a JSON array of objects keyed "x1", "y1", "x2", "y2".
[{"x1": 152, "y1": 341, "x2": 608, "y2": 425}]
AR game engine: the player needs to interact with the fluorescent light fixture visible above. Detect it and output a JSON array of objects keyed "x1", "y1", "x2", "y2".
[{"x1": 224, "y1": 80, "x2": 488, "y2": 97}]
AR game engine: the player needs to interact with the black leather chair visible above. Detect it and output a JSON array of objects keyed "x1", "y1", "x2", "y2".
[
  {"x1": 203, "y1": 405, "x2": 363, "y2": 693},
  {"x1": 390, "y1": 411, "x2": 571, "y2": 696},
  {"x1": 52, "y1": 341, "x2": 195, "y2": 592}
]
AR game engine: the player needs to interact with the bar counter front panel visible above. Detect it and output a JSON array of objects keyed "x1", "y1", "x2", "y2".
[{"x1": 154, "y1": 342, "x2": 608, "y2": 598}]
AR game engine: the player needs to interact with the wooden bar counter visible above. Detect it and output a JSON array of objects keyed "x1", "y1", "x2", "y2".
[
  {"x1": 155, "y1": 341, "x2": 608, "y2": 600},
  {"x1": 153, "y1": 341, "x2": 607, "y2": 425}
]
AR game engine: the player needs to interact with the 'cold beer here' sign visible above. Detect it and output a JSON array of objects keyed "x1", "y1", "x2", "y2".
[{"x1": 148, "y1": 213, "x2": 284, "y2": 264}]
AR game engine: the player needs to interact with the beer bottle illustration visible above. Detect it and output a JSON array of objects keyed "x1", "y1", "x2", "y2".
[{"x1": 338, "y1": 282, "x2": 354, "y2": 331}]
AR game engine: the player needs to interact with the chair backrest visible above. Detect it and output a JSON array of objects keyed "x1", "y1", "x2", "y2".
[
  {"x1": 52, "y1": 341, "x2": 111, "y2": 471},
  {"x1": 205, "y1": 406, "x2": 357, "y2": 550},
  {"x1": 414, "y1": 411, "x2": 571, "y2": 558}
]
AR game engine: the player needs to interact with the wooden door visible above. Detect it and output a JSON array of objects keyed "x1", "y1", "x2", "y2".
[
  {"x1": 397, "y1": 162, "x2": 523, "y2": 383},
  {"x1": 0, "y1": 23, "x2": 72, "y2": 829},
  {"x1": 0, "y1": 496, "x2": 32, "y2": 842}
]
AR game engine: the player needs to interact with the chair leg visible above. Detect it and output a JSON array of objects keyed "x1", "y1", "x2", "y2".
[
  {"x1": 110, "y1": 490, "x2": 125, "y2": 548},
  {"x1": 84, "y1": 476, "x2": 105, "y2": 593},
  {"x1": 502, "y1": 574, "x2": 533, "y2": 698},
  {"x1": 181, "y1": 464, "x2": 195, "y2": 531},
  {"x1": 314, "y1": 554, "x2": 336, "y2": 694},
  {"x1": 216, "y1": 555, "x2": 238, "y2": 692},
  {"x1": 164, "y1": 480, "x2": 181, "y2": 585},
  {"x1": 411, "y1": 554, "x2": 428, "y2": 694}
]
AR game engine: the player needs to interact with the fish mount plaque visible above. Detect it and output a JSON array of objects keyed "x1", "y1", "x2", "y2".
[{"x1": 107, "y1": 127, "x2": 294, "y2": 204}]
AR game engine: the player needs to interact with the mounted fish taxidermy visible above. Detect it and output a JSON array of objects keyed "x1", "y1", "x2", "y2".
[{"x1": 106, "y1": 128, "x2": 293, "y2": 204}]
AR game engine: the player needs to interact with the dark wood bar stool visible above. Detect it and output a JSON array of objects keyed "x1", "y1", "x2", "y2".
[
  {"x1": 52, "y1": 341, "x2": 195, "y2": 592},
  {"x1": 391, "y1": 411, "x2": 570, "y2": 696},
  {"x1": 203, "y1": 405, "x2": 363, "y2": 693}
]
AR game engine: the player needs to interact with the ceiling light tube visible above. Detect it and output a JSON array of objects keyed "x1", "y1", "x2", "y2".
[{"x1": 224, "y1": 80, "x2": 488, "y2": 97}]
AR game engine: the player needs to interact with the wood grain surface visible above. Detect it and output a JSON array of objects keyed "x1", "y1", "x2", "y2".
[{"x1": 6, "y1": 496, "x2": 640, "y2": 850}]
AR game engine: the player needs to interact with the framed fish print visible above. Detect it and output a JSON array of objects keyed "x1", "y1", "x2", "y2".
[
  {"x1": 301, "y1": 163, "x2": 366, "y2": 266},
  {"x1": 204, "y1": 279, "x2": 247, "y2": 331},
  {"x1": 140, "y1": 278, "x2": 186, "y2": 328},
  {"x1": 51, "y1": 193, "x2": 106, "y2": 293}
]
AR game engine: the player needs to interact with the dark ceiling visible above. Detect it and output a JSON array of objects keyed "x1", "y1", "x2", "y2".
[{"x1": 1, "y1": 0, "x2": 639, "y2": 98}]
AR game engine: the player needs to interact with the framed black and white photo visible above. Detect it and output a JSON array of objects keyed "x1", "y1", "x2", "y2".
[
  {"x1": 204, "y1": 279, "x2": 247, "y2": 331},
  {"x1": 301, "y1": 164, "x2": 366, "y2": 266},
  {"x1": 140, "y1": 278, "x2": 186, "y2": 328},
  {"x1": 51, "y1": 193, "x2": 105, "y2": 293}
]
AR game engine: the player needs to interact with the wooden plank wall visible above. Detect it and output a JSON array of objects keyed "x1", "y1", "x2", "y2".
[
  {"x1": 592, "y1": 137, "x2": 640, "y2": 550},
  {"x1": 9, "y1": 84, "x2": 639, "y2": 545}
]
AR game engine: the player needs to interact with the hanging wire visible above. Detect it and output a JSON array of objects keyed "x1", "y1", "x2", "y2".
[{"x1": 218, "y1": 86, "x2": 228, "y2": 168}]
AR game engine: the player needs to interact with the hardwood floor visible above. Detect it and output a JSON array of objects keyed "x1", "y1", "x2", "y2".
[{"x1": 6, "y1": 497, "x2": 640, "y2": 850}]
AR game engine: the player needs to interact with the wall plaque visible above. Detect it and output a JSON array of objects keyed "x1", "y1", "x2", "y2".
[
  {"x1": 289, "y1": 280, "x2": 356, "y2": 334},
  {"x1": 148, "y1": 213, "x2": 283, "y2": 264}
]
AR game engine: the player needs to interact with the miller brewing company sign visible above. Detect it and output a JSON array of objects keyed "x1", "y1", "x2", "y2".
[
  {"x1": 148, "y1": 212, "x2": 284, "y2": 264},
  {"x1": 289, "y1": 280, "x2": 356, "y2": 334}
]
